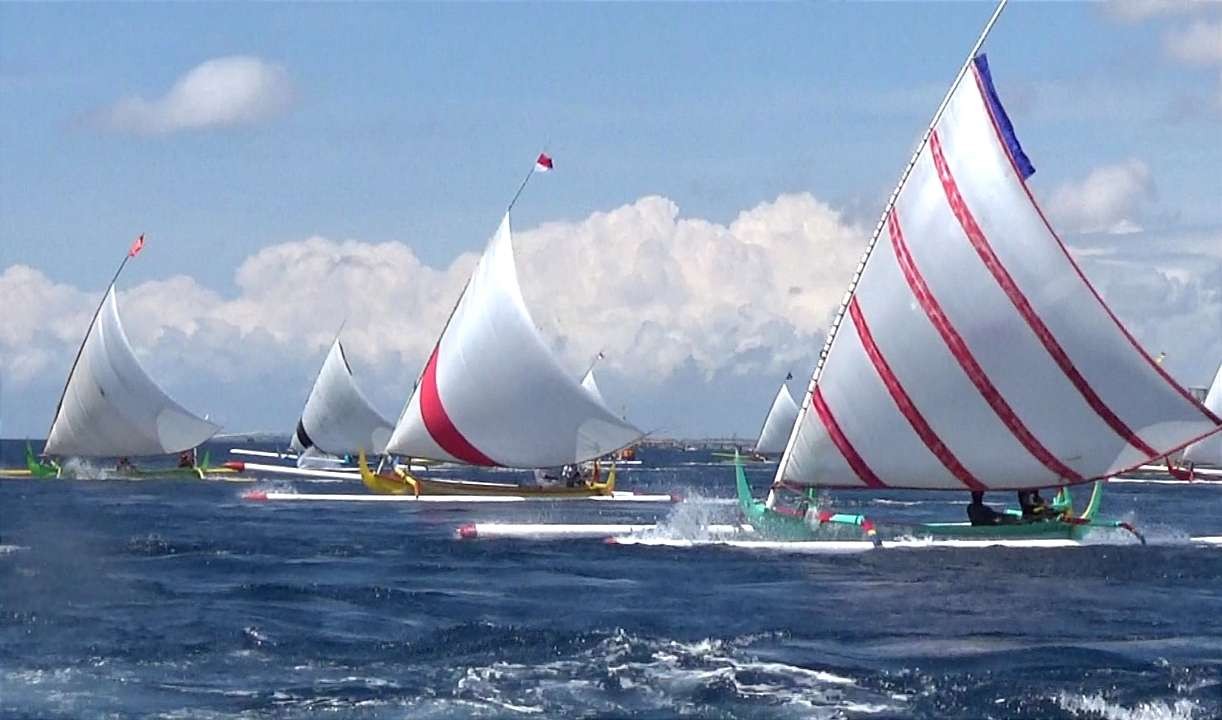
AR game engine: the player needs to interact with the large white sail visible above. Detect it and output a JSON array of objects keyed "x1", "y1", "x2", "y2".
[
  {"x1": 290, "y1": 337, "x2": 393, "y2": 456},
  {"x1": 45, "y1": 287, "x2": 219, "y2": 457},
  {"x1": 776, "y1": 54, "x2": 1220, "y2": 491},
  {"x1": 753, "y1": 382, "x2": 799, "y2": 456},
  {"x1": 385, "y1": 213, "x2": 644, "y2": 467},
  {"x1": 1183, "y1": 363, "x2": 1222, "y2": 467},
  {"x1": 580, "y1": 368, "x2": 607, "y2": 407}
]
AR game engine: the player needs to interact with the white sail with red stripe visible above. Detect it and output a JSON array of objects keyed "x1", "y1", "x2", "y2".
[
  {"x1": 289, "y1": 337, "x2": 392, "y2": 456},
  {"x1": 1183, "y1": 363, "x2": 1222, "y2": 467},
  {"x1": 384, "y1": 213, "x2": 644, "y2": 467},
  {"x1": 753, "y1": 382, "x2": 799, "y2": 456},
  {"x1": 776, "y1": 53, "x2": 1221, "y2": 491}
]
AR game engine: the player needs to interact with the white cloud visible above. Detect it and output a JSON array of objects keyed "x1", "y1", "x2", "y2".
[
  {"x1": 0, "y1": 194, "x2": 866, "y2": 433},
  {"x1": 5, "y1": 192, "x2": 1218, "y2": 436},
  {"x1": 1047, "y1": 160, "x2": 1155, "y2": 235},
  {"x1": 98, "y1": 56, "x2": 292, "y2": 134},
  {"x1": 1103, "y1": 0, "x2": 1213, "y2": 23},
  {"x1": 1165, "y1": 20, "x2": 1222, "y2": 65}
]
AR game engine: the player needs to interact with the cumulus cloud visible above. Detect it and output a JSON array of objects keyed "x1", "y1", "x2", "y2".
[
  {"x1": 1047, "y1": 160, "x2": 1155, "y2": 235},
  {"x1": 5, "y1": 192, "x2": 1218, "y2": 436},
  {"x1": 97, "y1": 56, "x2": 292, "y2": 134},
  {"x1": 1103, "y1": 0, "x2": 1212, "y2": 23},
  {"x1": 0, "y1": 194, "x2": 865, "y2": 433},
  {"x1": 1165, "y1": 20, "x2": 1222, "y2": 65}
]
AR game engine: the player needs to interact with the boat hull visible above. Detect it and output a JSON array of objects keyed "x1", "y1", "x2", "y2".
[
  {"x1": 358, "y1": 450, "x2": 617, "y2": 497},
  {"x1": 734, "y1": 452, "x2": 1109, "y2": 543}
]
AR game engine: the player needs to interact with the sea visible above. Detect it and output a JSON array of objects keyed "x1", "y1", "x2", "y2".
[{"x1": 1, "y1": 438, "x2": 1220, "y2": 720}]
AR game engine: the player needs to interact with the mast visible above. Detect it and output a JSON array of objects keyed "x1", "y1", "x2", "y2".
[
  {"x1": 772, "y1": 0, "x2": 1010, "y2": 491},
  {"x1": 44, "y1": 237, "x2": 142, "y2": 451}
]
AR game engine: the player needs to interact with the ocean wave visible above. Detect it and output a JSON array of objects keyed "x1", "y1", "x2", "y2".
[{"x1": 1057, "y1": 692, "x2": 1201, "y2": 720}]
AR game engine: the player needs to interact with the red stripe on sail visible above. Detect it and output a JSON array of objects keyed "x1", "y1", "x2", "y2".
[
  {"x1": 928, "y1": 130, "x2": 1161, "y2": 459},
  {"x1": 811, "y1": 387, "x2": 888, "y2": 489},
  {"x1": 848, "y1": 296, "x2": 987, "y2": 491},
  {"x1": 888, "y1": 209, "x2": 1084, "y2": 483},
  {"x1": 967, "y1": 66, "x2": 1222, "y2": 428},
  {"x1": 419, "y1": 345, "x2": 499, "y2": 466}
]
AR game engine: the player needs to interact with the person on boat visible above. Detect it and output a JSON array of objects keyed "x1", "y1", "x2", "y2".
[
  {"x1": 116, "y1": 456, "x2": 135, "y2": 472},
  {"x1": 177, "y1": 449, "x2": 196, "y2": 468},
  {"x1": 967, "y1": 491, "x2": 1007, "y2": 525},
  {"x1": 1017, "y1": 489, "x2": 1064, "y2": 522},
  {"x1": 561, "y1": 464, "x2": 582, "y2": 488}
]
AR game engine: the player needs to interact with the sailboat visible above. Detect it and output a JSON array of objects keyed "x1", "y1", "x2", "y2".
[
  {"x1": 358, "y1": 156, "x2": 646, "y2": 496},
  {"x1": 736, "y1": 0, "x2": 1222, "y2": 544},
  {"x1": 28, "y1": 236, "x2": 222, "y2": 479},
  {"x1": 288, "y1": 335, "x2": 394, "y2": 464},
  {"x1": 1163, "y1": 362, "x2": 1222, "y2": 480},
  {"x1": 579, "y1": 363, "x2": 643, "y2": 465},
  {"x1": 713, "y1": 378, "x2": 799, "y2": 464}
]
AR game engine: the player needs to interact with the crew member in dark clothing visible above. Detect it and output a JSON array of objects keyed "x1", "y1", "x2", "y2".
[
  {"x1": 1017, "y1": 489, "x2": 1060, "y2": 521},
  {"x1": 967, "y1": 491, "x2": 1009, "y2": 526}
]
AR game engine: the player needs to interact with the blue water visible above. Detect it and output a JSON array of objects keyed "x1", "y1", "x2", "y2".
[{"x1": 2, "y1": 441, "x2": 1220, "y2": 719}]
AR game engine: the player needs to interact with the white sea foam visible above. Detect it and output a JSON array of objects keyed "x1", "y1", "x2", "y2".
[{"x1": 1057, "y1": 692, "x2": 1201, "y2": 720}]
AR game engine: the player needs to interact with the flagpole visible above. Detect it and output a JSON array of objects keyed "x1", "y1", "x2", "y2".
[
  {"x1": 771, "y1": 0, "x2": 1010, "y2": 495},
  {"x1": 506, "y1": 165, "x2": 537, "y2": 215}
]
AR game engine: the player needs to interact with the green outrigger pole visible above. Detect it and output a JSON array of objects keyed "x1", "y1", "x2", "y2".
[{"x1": 734, "y1": 451, "x2": 1145, "y2": 545}]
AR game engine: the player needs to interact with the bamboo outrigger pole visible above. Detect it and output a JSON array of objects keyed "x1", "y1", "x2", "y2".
[{"x1": 771, "y1": 0, "x2": 1010, "y2": 500}]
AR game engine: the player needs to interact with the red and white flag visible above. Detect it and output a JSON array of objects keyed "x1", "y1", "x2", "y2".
[
  {"x1": 128, "y1": 233, "x2": 145, "y2": 258},
  {"x1": 534, "y1": 152, "x2": 553, "y2": 173}
]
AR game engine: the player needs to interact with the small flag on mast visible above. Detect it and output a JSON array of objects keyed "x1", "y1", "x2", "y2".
[
  {"x1": 535, "y1": 153, "x2": 553, "y2": 173},
  {"x1": 128, "y1": 233, "x2": 145, "y2": 258}
]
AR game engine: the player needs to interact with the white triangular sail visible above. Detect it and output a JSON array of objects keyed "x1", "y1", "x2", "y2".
[
  {"x1": 1183, "y1": 363, "x2": 1222, "y2": 467},
  {"x1": 290, "y1": 337, "x2": 393, "y2": 456},
  {"x1": 776, "y1": 53, "x2": 1220, "y2": 491},
  {"x1": 580, "y1": 368, "x2": 607, "y2": 407},
  {"x1": 753, "y1": 382, "x2": 799, "y2": 456},
  {"x1": 385, "y1": 213, "x2": 644, "y2": 467},
  {"x1": 45, "y1": 287, "x2": 219, "y2": 457}
]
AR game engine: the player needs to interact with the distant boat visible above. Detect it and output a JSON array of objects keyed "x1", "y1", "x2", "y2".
[
  {"x1": 360, "y1": 159, "x2": 645, "y2": 496},
  {"x1": 738, "y1": 0, "x2": 1221, "y2": 545},
  {"x1": 752, "y1": 380, "x2": 799, "y2": 457},
  {"x1": 1175, "y1": 362, "x2": 1222, "y2": 475},
  {"x1": 32, "y1": 236, "x2": 221, "y2": 479},
  {"x1": 288, "y1": 335, "x2": 393, "y2": 465}
]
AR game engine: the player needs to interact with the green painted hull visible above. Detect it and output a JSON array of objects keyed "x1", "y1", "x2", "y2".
[
  {"x1": 734, "y1": 452, "x2": 1112, "y2": 543},
  {"x1": 24, "y1": 445, "x2": 220, "y2": 480}
]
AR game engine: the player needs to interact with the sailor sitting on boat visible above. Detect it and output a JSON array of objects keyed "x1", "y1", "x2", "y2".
[
  {"x1": 1017, "y1": 489, "x2": 1063, "y2": 522},
  {"x1": 967, "y1": 491, "x2": 1018, "y2": 526}
]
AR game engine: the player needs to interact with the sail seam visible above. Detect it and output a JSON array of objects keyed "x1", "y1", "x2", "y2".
[
  {"x1": 419, "y1": 346, "x2": 500, "y2": 467},
  {"x1": 968, "y1": 66, "x2": 1222, "y2": 428},
  {"x1": 888, "y1": 208, "x2": 1084, "y2": 482},
  {"x1": 929, "y1": 130, "x2": 1161, "y2": 458},
  {"x1": 848, "y1": 297, "x2": 987, "y2": 491},
  {"x1": 810, "y1": 387, "x2": 888, "y2": 489}
]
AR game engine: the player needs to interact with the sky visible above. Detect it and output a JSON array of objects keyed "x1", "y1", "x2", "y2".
[{"x1": 1, "y1": 1, "x2": 1220, "y2": 440}]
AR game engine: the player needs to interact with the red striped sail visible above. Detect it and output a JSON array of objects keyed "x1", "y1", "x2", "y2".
[{"x1": 777, "y1": 55, "x2": 1220, "y2": 491}]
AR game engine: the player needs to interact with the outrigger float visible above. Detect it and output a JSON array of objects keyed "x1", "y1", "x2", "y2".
[{"x1": 732, "y1": 0, "x2": 1222, "y2": 547}]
